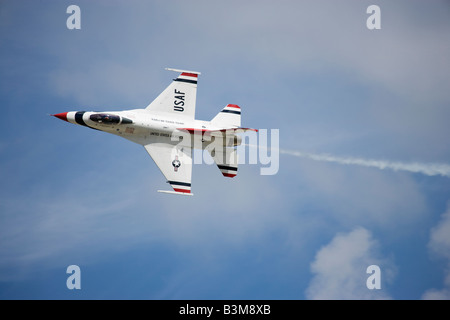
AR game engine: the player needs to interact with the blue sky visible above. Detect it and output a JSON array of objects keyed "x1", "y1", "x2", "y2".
[{"x1": 1, "y1": 0, "x2": 450, "y2": 299}]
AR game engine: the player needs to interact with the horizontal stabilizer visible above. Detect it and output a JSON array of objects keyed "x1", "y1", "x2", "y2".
[
  {"x1": 157, "y1": 190, "x2": 194, "y2": 196},
  {"x1": 209, "y1": 148, "x2": 239, "y2": 178}
]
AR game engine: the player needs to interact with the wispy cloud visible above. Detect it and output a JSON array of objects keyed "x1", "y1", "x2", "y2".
[
  {"x1": 279, "y1": 148, "x2": 450, "y2": 178},
  {"x1": 246, "y1": 143, "x2": 450, "y2": 178}
]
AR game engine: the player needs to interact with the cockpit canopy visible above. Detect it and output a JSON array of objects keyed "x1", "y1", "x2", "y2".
[
  {"x1": 90, "y1": 113, "x2": 121, "y2": 124},
  {"x1": 89, "y1": 113, "x2": 132, "y2": 124}
]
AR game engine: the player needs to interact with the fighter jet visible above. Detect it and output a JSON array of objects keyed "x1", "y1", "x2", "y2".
[{"x1": 52, "y1": 68, "x2": 257, "y2": 196}]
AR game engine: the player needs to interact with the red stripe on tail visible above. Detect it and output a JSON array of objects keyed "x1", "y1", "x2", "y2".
[
  {"x1": 173, "y1": 188, "x2": 191, "y2": 193},
  {"x1": 181, "y1": 72, "x2": 198, "y2": 78}
]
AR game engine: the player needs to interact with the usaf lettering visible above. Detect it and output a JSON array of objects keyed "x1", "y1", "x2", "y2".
[{"x1": 174, "y1": 89, "x2": 185, "y2": 112}]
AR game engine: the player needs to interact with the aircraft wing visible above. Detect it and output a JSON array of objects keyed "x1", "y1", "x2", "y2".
[
  {"x1": 145, "y1": 68, "x2": 201, "y2": 120},
  {"x1": 144, "y1": 142, "x2": 193, "y2": 195}
]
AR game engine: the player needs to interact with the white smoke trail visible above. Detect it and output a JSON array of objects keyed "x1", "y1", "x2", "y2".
[
  {"x1": 245, "y1": 144, "x2": 450, "y2": 178},
  {"x1": 278, "y1": 148, "x2": 450, "y2": 177}
]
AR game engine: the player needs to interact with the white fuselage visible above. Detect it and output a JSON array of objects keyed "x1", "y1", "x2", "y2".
[{"x1": 64, "y1": 109, "x2": 236, "y2": 148}]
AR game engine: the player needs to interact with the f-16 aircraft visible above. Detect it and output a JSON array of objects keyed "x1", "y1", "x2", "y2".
[{"x1": 53, "y1": 68, "x2": 257, "y2": 196}]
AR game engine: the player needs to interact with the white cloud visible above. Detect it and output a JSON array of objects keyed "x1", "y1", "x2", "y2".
[
  {"x1": 422, "y1": 274, "x2": 450, "y2": 300},
  {"x1": 422, "y1": 206, "x2": 450, "y2": 299},
  {"x1": 305, "y1": 227, "x2": 394, "y2": 299},
  {"x1": 0, "y1": 155, "x2": 292, "y2": 281},
  {"x1": 169, "y1": 0, "x2": 450, "y2": 102},
  {"x1": 428, "y1": 207, "x2": 450, "y2": 260},
  {"x1": 39, "y1": 0, "x2": 450, "y2": 163}
]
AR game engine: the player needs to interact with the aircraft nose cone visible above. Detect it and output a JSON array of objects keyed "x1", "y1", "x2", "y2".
[{"x1": 52, "y1": 112, "x2": 68, "y2": 122}]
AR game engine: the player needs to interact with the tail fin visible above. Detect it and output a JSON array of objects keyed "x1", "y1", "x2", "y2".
[{"x1": 210, "y1": 104, "x2": 241, "y2": 128}]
